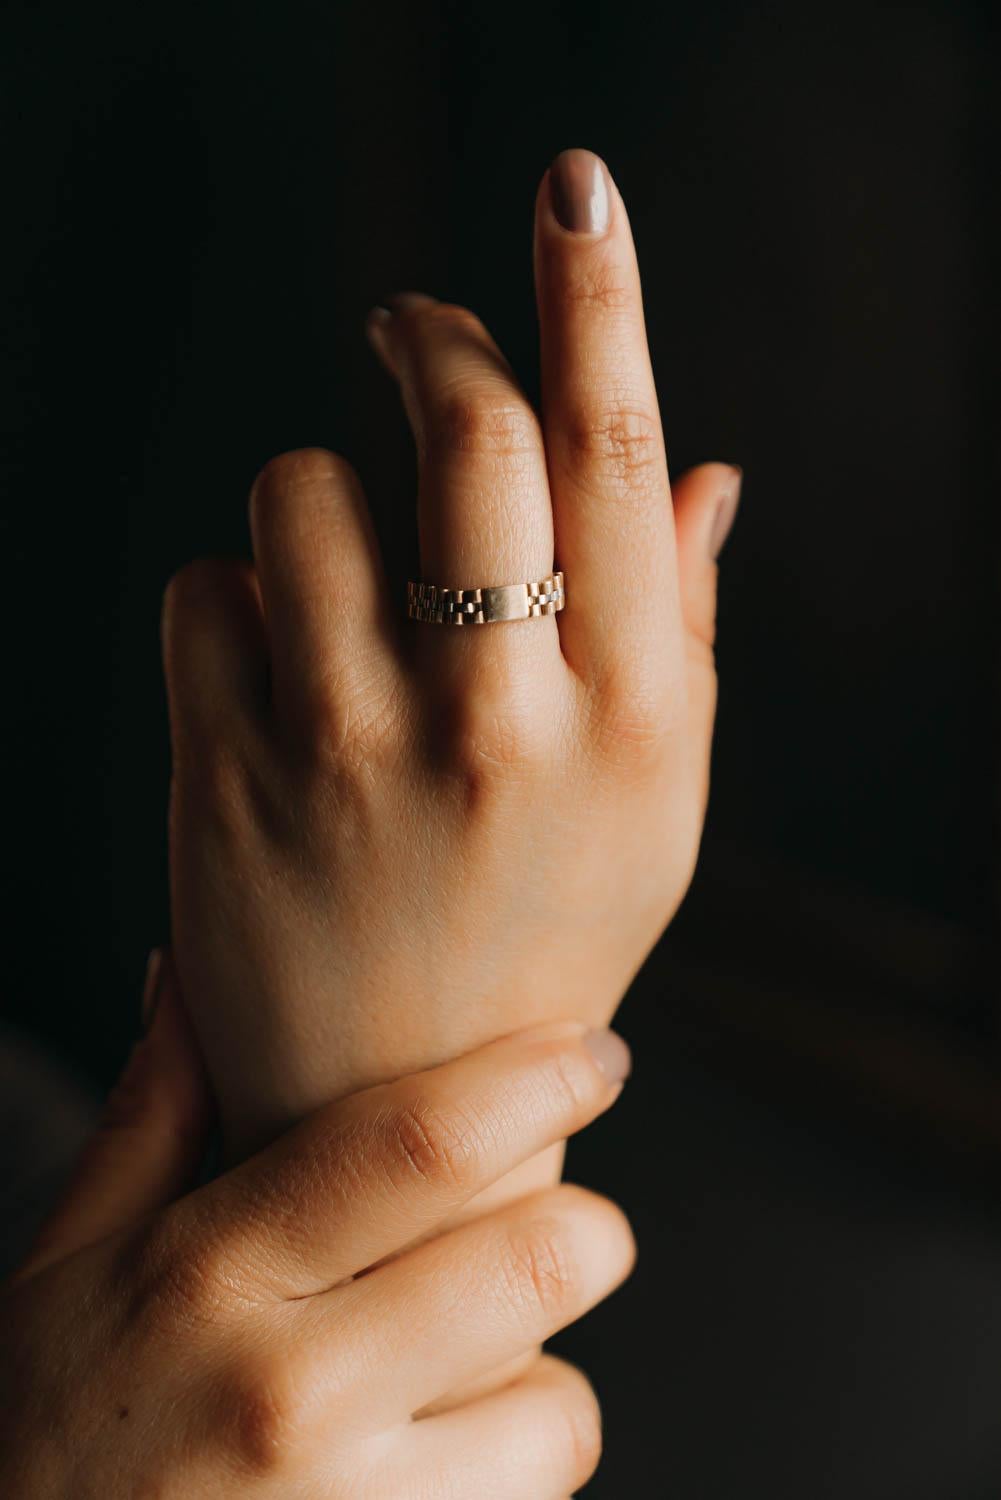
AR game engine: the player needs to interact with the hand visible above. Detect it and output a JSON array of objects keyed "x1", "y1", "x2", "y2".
[
  {"x1": 163, "y1": 148, "x2": 740, "y2": 1159},
  {"x1": 2, "y1": 954, "x2": 633, "y2": 1498}
]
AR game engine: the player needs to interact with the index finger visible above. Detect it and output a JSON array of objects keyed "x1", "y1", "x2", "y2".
[
  {"x1": 194, "y1": 1022, "x2": 630, "y2": 1300},
  {"x1": 534, "y1": 149, "x2": 682, "y2": 706}
]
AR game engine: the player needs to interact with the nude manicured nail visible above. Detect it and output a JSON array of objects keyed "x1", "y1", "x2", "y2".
[
  {"x1": 141, "y1": 948, "x2": 164, "y2": 1033},
  {"x1": 710, "y1": 467, "x2": 743, "y2": 559},
  {"x1": 549, "y1": 148, "x2": 611, "y2": 234},
  {"x1": 583, "y1": 1028, "x2": 632, "y2": 1084}
]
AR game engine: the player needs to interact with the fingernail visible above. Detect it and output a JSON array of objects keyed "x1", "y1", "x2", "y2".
[
  {"x1": 365, "y1": 305, "x2": 393, "y2": 358},
  {"x1": 710, "y1": 467, "x2": 743, "y2": 559},
  {"x1": 549, "y1": 148, "x2": 611, "y2": 234},
  {"x1": 583, "y1": 1028, "x2": 632, "y2": 1085},
  {"x1": 141, "y1": 948, "x2": 164, "y2": 1033}
]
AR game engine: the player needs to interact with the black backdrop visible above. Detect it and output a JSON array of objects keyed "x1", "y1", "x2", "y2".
[{"x1": 3, "y1": 2, "x2": 1000, "y2": 1494}]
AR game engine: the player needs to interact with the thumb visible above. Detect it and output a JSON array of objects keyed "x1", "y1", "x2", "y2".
[
  {"x1": 671, "y1": 461, "x2": 742, "y2": 812},
  {"x1": 18, "y1": 951, "x2": 214, "y2": 1277}
]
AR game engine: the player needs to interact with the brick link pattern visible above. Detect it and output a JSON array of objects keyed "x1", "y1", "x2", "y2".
[
  {"x1": 407, "y1": 572, "x2": 566, "y2": 625},
  {"x1": 525, "y1": 574, "x2": 566, "y2": 615}
]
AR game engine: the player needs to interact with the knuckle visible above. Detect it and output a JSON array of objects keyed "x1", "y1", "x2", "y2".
[
  {"x1": 500, "y1": 1217, "x2": 577, "y2": 1322},
  {"x1": 586, "y1": 670, "x2": 680, "y2": 773},
  {"x1": 434, "y1": 684, "x2": 551, "y2": 793},
  {"x1": 563, "y1": 399, "x2": 663, "y2": 494},
  {"x1": 223, "y1": 1355, "x2": 304, "y2": 1477},
  {"x1": 299, "y1": 667, "x2": 407, "y2": 780},
  {"x1": 538, "y1": 1045, "x2": 594, "y2": 1120},
  {"x1": 124, "y1": 1220, "x2": 235, "y2": 1336},
  {"x1": 452, "y1": 709, "x2": 537, "y2": 782},
  {"x1": 382, "y1": 1095, "x2": 478, "y2": 1194},
  {"x1": 430, "y1": 385, "x2": 541, "y2": 462},
  {"x1": 562, "y1": 261, "x2": 633, "y2": 315}
]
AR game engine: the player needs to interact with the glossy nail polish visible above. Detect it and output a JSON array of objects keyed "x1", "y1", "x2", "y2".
[{"x1": 549, "y1": 148, "x2": 611, "y2": 234}]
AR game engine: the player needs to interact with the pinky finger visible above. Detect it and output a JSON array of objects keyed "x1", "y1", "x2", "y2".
[{"x1": 403, "y1": 1354, "x2": 603, "y2": 1499}]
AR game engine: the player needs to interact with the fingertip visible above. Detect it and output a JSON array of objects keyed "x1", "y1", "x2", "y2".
[
  {"x1": 384, "y1": 290, "x2": 439, "y2": 312},
  {"x1": 673, "y1": 459, "x2": 742, "y2": 496},
  {"x1": 540, "y1": 148, "x2": 614, "y2": 238},
  {"x1": 592, "y1": 1191, "x2": 638, "y2": 1285},
  {"x1": 710, "y1": 466, "x2": 743, "y2": 559},
  {"x1": 480, "y1": 1021, "x2": 630, "y2": 1131},
  {"x1": 365, "y1": 305, "x2": 397, "y2": 372},
  {"x1": 672, "y1": 461, "x2": 743, "y2": 563},
  {"x1": 365, "y1": 303, "x2": 392, "y2": 334},
  {"x1": 550, "y1": 1182, "x2": 638, "y2": 1296},
  {"x1": 581, "y1": 1027, "x2": 632, "y2": 1086}
]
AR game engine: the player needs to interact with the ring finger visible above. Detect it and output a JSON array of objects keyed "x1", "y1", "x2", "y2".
[{"x1": 366, "y1": 293, "x2": 565, "y2": 687}]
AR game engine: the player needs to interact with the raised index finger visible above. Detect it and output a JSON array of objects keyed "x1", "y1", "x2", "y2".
[
  {"x1": 534, "y1": 149, "x2": 682, "y2": 709},
  {"x1": 193, "y1": 1022, "x2": 630, "y2": 1300}
]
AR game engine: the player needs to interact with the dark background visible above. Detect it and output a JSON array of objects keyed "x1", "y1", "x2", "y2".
[{"x1": 3, "y1": 1, "x2": 1000, "y2": 1494}]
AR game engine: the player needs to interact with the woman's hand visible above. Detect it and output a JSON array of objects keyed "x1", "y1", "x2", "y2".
[
  {"x1": 163, "y1": 148, "x2": 740, "y2": 1159},
  {"x1": 1, "y1": 955, "x2": 633, "y2": 1498}
]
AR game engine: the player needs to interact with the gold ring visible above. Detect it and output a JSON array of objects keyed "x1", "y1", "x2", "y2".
[{"x1": 407, "y1": 572, "x2": 565, "y2": 625}]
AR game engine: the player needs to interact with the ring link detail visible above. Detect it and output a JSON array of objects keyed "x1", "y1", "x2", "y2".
[{"x1": 408, "y1": 573, "x2": 565, "y2": 625}]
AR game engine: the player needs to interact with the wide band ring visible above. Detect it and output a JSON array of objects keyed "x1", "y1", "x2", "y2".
[{"x1": 407, "y1": 572, "x2": 565, "y2": 625}]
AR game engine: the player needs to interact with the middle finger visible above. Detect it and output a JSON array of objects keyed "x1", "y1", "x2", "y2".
[{"x1": 534, "y1": 149, "x2": 682, "y2": 705}]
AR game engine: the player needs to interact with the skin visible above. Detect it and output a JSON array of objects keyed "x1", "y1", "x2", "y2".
[
  {"x1": 162, "y1": 148, "x2": 738, "y2": 1421},
  {"x1": 2, "y1": 149, "x2": 732, "y2": 1499},
  {"x1": 163, "y1": 148, "x2": 739, "y2": 1170},
  {"x1": 0, "y1": 956, "x2": 634, "y2": 1499}
]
